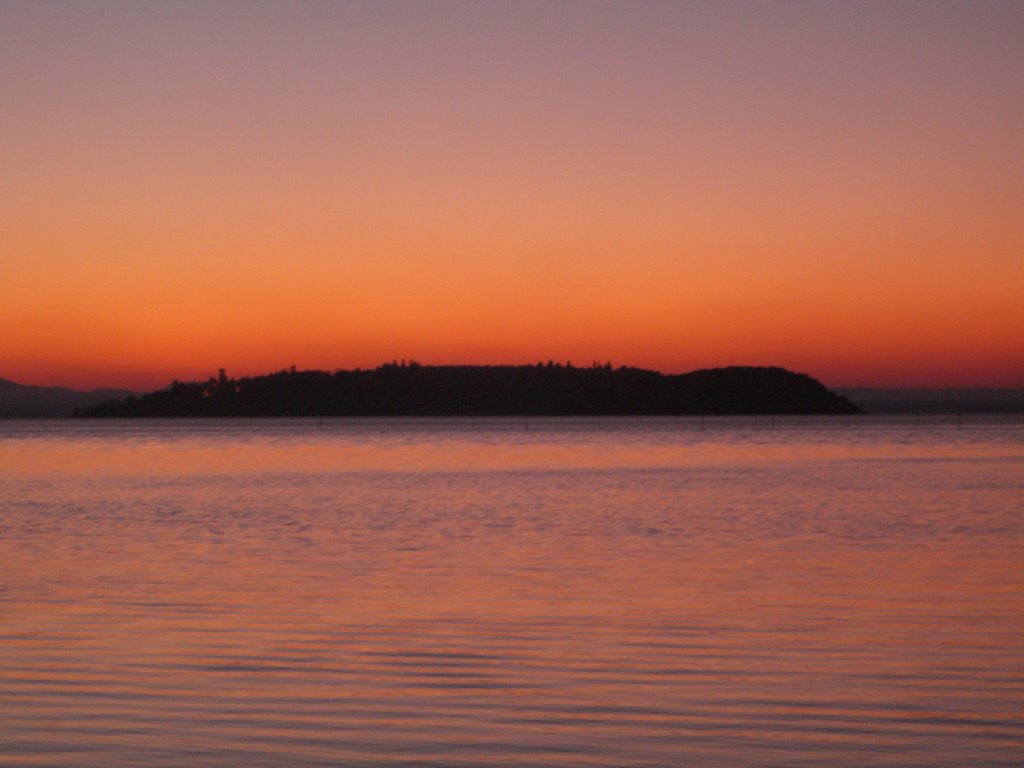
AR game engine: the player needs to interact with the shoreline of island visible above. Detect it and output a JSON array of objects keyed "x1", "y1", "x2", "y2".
[{"x1": 73, "y1": 363, "x2": 860, "y2": 417}]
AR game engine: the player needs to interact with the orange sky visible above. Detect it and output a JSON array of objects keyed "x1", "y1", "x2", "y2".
[{"x1": 2, "y1": 2, "x2": 1022, "y2": 390}]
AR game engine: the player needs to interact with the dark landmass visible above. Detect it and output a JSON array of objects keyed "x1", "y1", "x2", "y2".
[
  {"x1": 837, "y1": 387, "x2": 1024, "y2": 414},
  {"x1": 0, "y1": 378, "x2": 137, "y2": 419},
  {"x1": 79, "y1": 363, "x2": 859, "y2": 417}
]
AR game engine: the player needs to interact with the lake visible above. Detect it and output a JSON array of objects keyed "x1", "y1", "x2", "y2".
[{"x1": 1, "y1": 417, "x2": 1022, "y2": 767}]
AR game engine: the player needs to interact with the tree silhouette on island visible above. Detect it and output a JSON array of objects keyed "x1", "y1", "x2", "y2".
[{"x1": 78, "y1": 363, "x2": 860, "y2": 417}]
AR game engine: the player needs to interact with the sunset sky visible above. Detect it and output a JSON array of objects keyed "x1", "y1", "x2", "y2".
[{"x1": 3, "y1": 1, "x2": 1022, "y2": 390}]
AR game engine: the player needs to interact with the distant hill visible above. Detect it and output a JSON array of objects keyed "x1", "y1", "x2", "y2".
[
  {"x1": 837, "y1": 388, "x2": 1024, "y2": 414},
  {"x1": 80, "y1": 364, "x2": 860, "y2": 417},
  {"x1": 0, "y1": 378, "x2": 137, "y2": 418}
]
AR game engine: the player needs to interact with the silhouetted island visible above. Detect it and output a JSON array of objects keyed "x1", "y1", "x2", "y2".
[{"x1": 78, "y1": 363, "x2": 860, "y2": 417}]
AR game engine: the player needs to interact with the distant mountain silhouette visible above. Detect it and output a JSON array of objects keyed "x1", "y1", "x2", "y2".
[
  {"x1": 79, "y1": 363, "x2": 860, "y2": 417},
  {"x1": 0, "y1": 377, "x2": 137, "y2": 418}
]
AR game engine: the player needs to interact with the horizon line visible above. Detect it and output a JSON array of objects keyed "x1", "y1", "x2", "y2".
[{"x1": 5, "y1": 362, "x2": 1024, "y2": 396}]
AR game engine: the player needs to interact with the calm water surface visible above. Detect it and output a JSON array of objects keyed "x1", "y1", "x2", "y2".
[{"x1": 1, "y1": 417, "x2": 1022, "y2": 767}]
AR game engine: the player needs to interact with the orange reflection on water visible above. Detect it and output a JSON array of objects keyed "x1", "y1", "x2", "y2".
[{"x1": 1, "y1": 418, "x2": 1022, "y2": 766}]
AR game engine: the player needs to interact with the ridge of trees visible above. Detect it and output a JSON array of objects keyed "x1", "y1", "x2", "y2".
[{"x1": 79, "y1": 363, "x2": 861, "y2": 417}]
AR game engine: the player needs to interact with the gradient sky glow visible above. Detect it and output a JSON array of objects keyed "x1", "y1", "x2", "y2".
[{"x1": 3, "y1": 1, "x2": 1022, "y2": 390}]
